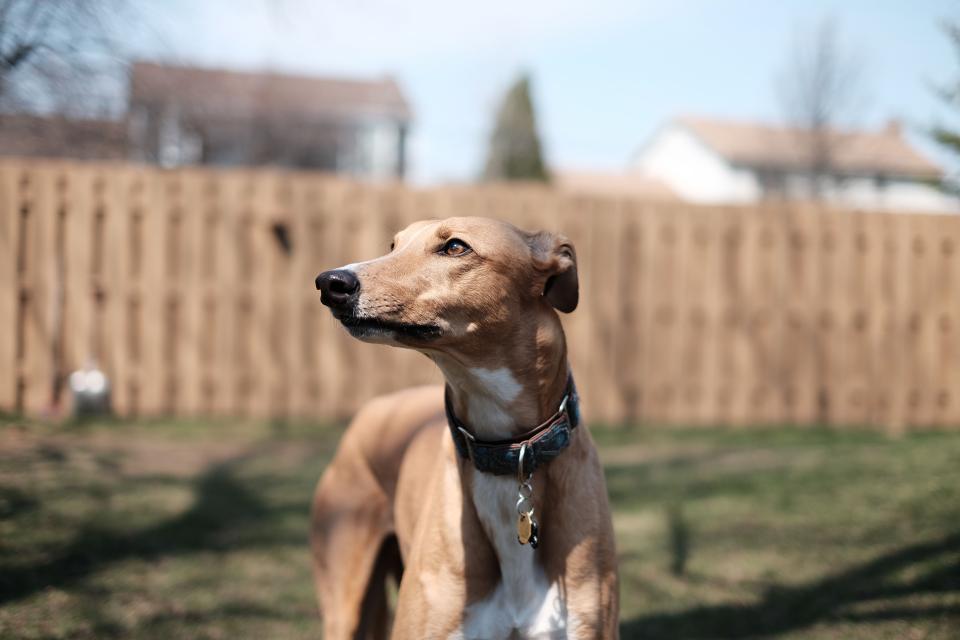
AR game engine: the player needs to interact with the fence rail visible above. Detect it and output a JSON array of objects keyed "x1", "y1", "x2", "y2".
[{"x1": 1, "y1": 159, "x2": 958, "y2": 430}]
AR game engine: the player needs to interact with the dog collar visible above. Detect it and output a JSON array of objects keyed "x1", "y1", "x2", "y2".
[{"x1": 444, "y1": 374, "x2": 580, "y2": 476}]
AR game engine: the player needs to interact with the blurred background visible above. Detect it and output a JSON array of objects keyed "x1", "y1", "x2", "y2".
[{"x1": 1, "y1": 1, "x2": 959, "y2": 638}]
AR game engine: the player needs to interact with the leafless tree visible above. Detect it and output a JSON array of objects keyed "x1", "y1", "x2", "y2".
[
  {"x1": 775, "y1": 17, "x2": 866, "y2": 199},
  {"x1": 0, "y1": 0, "x2": 130, "y2": 116}
]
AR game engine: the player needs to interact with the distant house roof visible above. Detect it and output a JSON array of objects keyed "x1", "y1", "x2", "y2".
[
  {"x1": 130, "y1": 62, "x2": 412, "y2": 123},
  {"x1": 0, "y1": 114, "x2": 127, "y2": 160},
  {"x1": 555, "y1": 170, "x2": 679, "y2": 201},
  {"x1": 674, "y1": 115, "x2": 942, "y2": 180}
]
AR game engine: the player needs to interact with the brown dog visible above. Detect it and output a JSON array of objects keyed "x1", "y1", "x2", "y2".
[{"x1": 312, "y1": 217, "x2": 619, "y2": 639}]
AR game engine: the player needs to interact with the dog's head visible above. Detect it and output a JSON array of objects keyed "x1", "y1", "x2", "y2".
[{"x1": 315, "y1": 217, "x2": 577, "y2": 352}]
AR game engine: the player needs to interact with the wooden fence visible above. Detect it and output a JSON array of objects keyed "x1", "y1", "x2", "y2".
[{"x1": 1, "y1": 159, "x2": 958, "y2": 430}]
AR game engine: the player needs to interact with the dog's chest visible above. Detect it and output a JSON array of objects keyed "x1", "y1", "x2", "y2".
[{"x1": 453, "y1": 474, "x2": 571, "y2": 639}]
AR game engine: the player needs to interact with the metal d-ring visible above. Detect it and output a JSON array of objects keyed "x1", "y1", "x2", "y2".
[
  {"x1": 517, "y1": 442, "x2": 529, "y2": 485},
  {"x1": 516, "y1": 442, "x2": 535, "y2": 515}
]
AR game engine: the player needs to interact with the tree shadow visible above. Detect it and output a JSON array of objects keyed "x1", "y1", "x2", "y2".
[
  {"x1": 0, "y1": 486, "x2": 39, "y2": 520},
  {"x1": 0, "y1": 458, "x2": 291, "y2": 605},
  {"x1": 666, "y1": 503, "x2": 691, "y2": 577},
  {"x1": 81, "y1": 600, "x2": 298, "y2": 639},
  {"x1": 620, "y1": 530, "x2": 960, "y2": 639}
]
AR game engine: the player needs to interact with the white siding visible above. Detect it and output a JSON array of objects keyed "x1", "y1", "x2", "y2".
[
  {"x1": 346, "y1": 120, "x2": 402, "y2": 180},
  {"x1": 631, "y1": 124, "x2": 759, "y2": 204},
  {"x1": 632, "y1": 122, "x2": 958, "y2": 213},
  {"x1": 367, "y1": 120, "x2": 401, "y2": 180}
]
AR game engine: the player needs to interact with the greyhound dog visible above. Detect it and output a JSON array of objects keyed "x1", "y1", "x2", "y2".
[{"x1": 312, "y1": 217, "x2": 619, "y2": 639}]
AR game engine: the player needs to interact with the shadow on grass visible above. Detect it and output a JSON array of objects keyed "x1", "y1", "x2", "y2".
[
  {"x1": 621, "y1": 530, "x2": 960, "y2": 639},
  {"x1": 0, "y1": 459, "x2": 288, "y2": 605},
  {"x1": 82, "y1": 601, "x2": 297, "y2": 638},
  {"x1": 0, "y1": 486, "x2": 39, "y2": 520}
]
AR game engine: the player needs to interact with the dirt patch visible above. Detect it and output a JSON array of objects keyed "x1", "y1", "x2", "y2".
[{"x1": 0, "y1": 426, "x2": 251, "y2": 478}]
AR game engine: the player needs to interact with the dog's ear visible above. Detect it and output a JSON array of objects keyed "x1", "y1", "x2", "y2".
[{"x1": 529, "y1": 231, "x2": 579, "y2": 313}]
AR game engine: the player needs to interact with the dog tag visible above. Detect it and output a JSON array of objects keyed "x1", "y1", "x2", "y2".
[{"x1": 517, "y1": 511, "x2": 533, "y2": 544}]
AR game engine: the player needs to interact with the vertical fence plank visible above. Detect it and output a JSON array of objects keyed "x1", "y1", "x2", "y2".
[
  {"x1": 871, "y1": 212, "x2": 897, "y2": 430},
  {"x1": 590, "y1": 198, "x2": 626, "y2": 424},
  {"x1": 247, "y1": 170, "x2": 276, "y2": 419},
  {"x1": 813, "y1": 208, "x2": 839, "y2": 426},
  {"x1": 830, "y1": 211, "x2": 860, "y2": 426},
  {"x1": 789, "y1": 207, "x2": 811, "y2": 426},
  {"x1": 941, "y1": 220, "x2": 960, "y2": 426},
  {"x1": 741, "y1": 205, "x2": 777, "y2": 426},
  {"x1": 0, "y1": 164, "x2": 18, "y2": 409},
  {"x1": 571, "y1": 195, "x2": 602, "y2": 422},
  {"x1": 137, "y1": 168, "x2": 162, "y2": 414},
  {"x1": 847, "y1": 211, "x2": 880, "y2": 427},
  {"x1": 907, "y1": 215, "x2": 941, "y2": 428},
  {"x1": 315, "y1": 179, "x2": 349, "y2": 419},
  {"x1": 21, "y1": 165, "x2": 56, "y2": 414},
  {"x1": 670, "y1": 204, "x2": 700, "y2": 425},
  {"x1": 100, "y1": 166, "x2": 129, "y2": 414},
  {"x1": 286, "y1": 175, "x2": 312, "y2": 418},
  {"x1": 883, "y1": 213, "x2": 912, "y2": 434},
  {"x1": 639, "y1": 204, "x2": 679, "y2": 423},
  {"x1": 175, "y1": 170, "x2": 201, "y2": 416},
  {"x1": 858, "y1": 211, "x2": 887, "y2": 427},
  {"x1": 929, "y1": 216, "x2": 956, "y2": 427},
  {"x1": 199, "y1": 171, "x2": 223, "y2": 415},
  {"x1": 215, "y1": 171, "x2": 241, "y2": 417},
  {"x1": 266, "y1": 173, "x2": 294, "y2": 419},
  {"x1": 124, "y1": 167, "x2": 148, "y2": 416},
  {"x1": 558, "y1": 193, "x2": 593, "y2": 421},
  {"x1": 696, "y1": 207, "x2": 725, "y2": 426},
  {"x1": 616, "y1": 202, "x2": 643, "y2": 424},
  {"x1": 720, "y1": 207, "x2": 751, "y2": 426}
]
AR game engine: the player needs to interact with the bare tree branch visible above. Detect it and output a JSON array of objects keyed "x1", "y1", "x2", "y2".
[
  {"x1": 0, "y1": 0, "x2": 133, "y2": 116},
  {"x1": 775, "y1": 16, "x2": 866, "y2": 199}
]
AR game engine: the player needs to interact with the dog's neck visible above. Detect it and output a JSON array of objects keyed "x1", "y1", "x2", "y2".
[
  {"x1": 430, "y1": 309, "x2": 573, "y2": 633},
  {"x1": 431, "y1": 309, "x2": 568, "y2": 441}
]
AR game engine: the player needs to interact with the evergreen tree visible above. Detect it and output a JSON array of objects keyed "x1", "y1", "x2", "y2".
[
  {"x1": 932, "y1": 22, "x2": 960, "y2": 158},
  {"x1": 482, "y1": 74, "x2": 550, "y2": 182}
]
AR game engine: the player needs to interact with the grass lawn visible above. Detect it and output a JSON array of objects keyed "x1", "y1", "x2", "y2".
[{"x1": 1, "y1": 414, "x2": 958, "y2": 639}]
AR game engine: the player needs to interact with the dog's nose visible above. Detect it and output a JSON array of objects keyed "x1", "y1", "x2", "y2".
[{"x1": 315, "y1": 269, "x2": 360, "y2": 308}]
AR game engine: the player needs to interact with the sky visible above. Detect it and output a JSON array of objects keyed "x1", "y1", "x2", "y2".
[{"x1": 132, "y1": 0, "x2": 960, "y2": 184}]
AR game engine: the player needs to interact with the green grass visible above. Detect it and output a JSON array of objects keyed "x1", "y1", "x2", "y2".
[{"x1": 1, "y1": 415, "x2": 958, "y2": 639}]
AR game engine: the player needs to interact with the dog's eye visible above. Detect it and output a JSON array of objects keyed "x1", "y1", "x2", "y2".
[
  {"x1": 389, "y1": 241, "x2": 395, "y2": 252},
  {"x1": 439, "y1": 238, "x2": 471, "y2": 257}
]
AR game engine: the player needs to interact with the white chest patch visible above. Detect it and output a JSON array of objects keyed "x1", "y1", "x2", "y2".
[
  {"x1": 464, "y1": 367, "x2": 523, "y2": 439},
  {"x1": 453, "y1": 474, "x2": 571, "y2": 640},
  {"x1": 468, "y1": 367, "x2": 523, "y2": 403}
]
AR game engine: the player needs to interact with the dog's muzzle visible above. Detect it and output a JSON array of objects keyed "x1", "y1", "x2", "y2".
[{"x1": 316, "y1": 269, "x2": 360, "y2": 309}]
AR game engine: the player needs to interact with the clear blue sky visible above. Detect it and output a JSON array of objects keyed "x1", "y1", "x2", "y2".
[{"x1": 135, "y1": 0, "x2": 960, "y2": 184}]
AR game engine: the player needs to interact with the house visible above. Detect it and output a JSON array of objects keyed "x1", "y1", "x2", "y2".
[
  {"x1": 0, "y1": 113, "x2": 127, "y2": 160},
  {"x1": 127, "y1": 62, "x2": 412, "y2": 179},
  {"x1": 631, "y1": 116, "x2": 955, "y2": 213}
]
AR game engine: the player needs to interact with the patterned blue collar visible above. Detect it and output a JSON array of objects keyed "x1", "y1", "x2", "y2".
[{"x1": 445, "y1": 374, "x2": 580, "y2": 476}]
